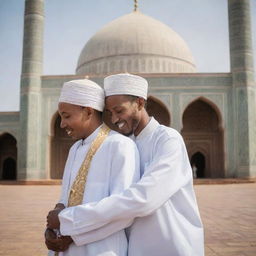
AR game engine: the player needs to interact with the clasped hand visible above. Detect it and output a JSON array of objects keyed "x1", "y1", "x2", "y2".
[
  {"x1": 45, "y1": 228, "x2": 73, "y2": 252},
  {"x1": 47, "y1": 208, "x2": 62, "y2": 229},
  {"x1": 45, "y1": 203, "x2": 73, "y2": 252}
]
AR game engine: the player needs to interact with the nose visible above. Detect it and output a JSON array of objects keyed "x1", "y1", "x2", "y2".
[
  {"x1": 111, "y1": 113, "x2": 119, "y2": 124},
  {"x1": 60, "y1": 118, "x2": 66, "y2": 129}
]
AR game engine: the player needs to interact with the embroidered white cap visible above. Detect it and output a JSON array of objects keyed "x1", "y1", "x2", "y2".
[
  {"x1": 104, "y1": 73, "x2": 148, "y2": 99},
  {"x1": 59, "y1": 79, "x2": 104, "y2": 112}
]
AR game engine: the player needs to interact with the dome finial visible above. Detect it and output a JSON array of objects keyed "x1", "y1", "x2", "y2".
[{"x1": 134, "y1": 0, "x2": 138, "y2": 12}]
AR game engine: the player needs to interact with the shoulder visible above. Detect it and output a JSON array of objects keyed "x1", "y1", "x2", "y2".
[
  {"x1": 151, "y1": 125, "x2": 186, "y2": 154},
  {"x1": 155, "y1": 125, "x2": 183, "y2": 142},
  {"x1": 150, "y1": 125, "x2": 187, "y2": 157},
  {"x1": 109, "y1": 130, "x2": 136, "y2": 144},
  {"x1": 105, "y1": 130, "x2": 138, "y2": 151}
]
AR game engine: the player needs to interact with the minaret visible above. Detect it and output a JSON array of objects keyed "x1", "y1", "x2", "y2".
[
  {"x1": 229, "y1": 0, "x2": 254, "y2": 85},
  {"x1": 228, "y1": 0, "x2": 256, "y2": 177},
  {"x1": 19, "y1": 0, "x2": 44, "y2": 179},
  {"x1": 134, "y1": 0, "x2": 138, "y2": 11}
]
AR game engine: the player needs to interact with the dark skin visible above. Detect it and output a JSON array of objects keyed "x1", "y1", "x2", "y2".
[
  {"x1": 45, "y1": 228, "x2": 73, "y2": 252},
  {"x1": 45, "y1": 103, "x2": 103, "y2": 252},
  {"x1": 45, "y1": 203, "x2": 73, "y2": 252},
  {"x1": 46, "y1": 203, "x2": 64, "y2": 229},
  {"x1": 105, "y1": 95, "x2": 150, "y2": 136}
]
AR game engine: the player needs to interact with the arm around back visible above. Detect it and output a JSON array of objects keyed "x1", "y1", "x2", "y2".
[{"x1": 59, "y1": 130, "x2": 192, "y2": 237}]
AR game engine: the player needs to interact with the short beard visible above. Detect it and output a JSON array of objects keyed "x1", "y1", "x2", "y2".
[{"x1": 118, "y1": 118, "x2": 138, "y2": 137}]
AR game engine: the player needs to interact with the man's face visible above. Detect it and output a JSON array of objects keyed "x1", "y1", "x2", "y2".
[
  {"x1": 58, "y1": 102, "x2": 90, "y2": 140},
  {"x1": 105, "y1": 95, "x2": 140, "y2": 136}
]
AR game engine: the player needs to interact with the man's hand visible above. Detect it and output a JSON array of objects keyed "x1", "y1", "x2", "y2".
[
  {"x1": 47, "y1": 208, "x2": 62, "y2": 229},
  {"x1": 45, "y1": 228, "x2": 73, "y2": 252},
  {"x1": 54, "y1": 203, "x2": 65, "y2": 211},
  {"x1": 46, "y1": 203, "x2": 65, "y2": 229}
]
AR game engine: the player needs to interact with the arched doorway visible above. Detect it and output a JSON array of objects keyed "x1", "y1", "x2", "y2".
[
  {"x1": 191, "y1": 152, "x2": 205, "y2": 178},
  {"x1": 0, "y1": 133, "x2": 17, "y2": 180},
  {"x1": 50, "y1": 114, "x2": 74, "y2": 179},
  {"x1": 181, "y1": 99, "x2": 224, "y2": 178},
  {"x1": 146, "y1": 96, "x2": 171, "y2": 126},
  {"x1": 2, "y1": 158, "x2": 16, "y2": 180}
]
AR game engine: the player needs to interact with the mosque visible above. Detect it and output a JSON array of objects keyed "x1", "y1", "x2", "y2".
[{"x1": 0, "y1": 0, "x2": 255, "y2": 181}]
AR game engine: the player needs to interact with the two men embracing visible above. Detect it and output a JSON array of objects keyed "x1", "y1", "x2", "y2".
[{"x1": 45, "y1": 73, "x2": 204, "y2": 256}]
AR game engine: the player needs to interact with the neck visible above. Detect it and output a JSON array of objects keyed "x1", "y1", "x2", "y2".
[
  {"x1": 134, "y1": 108, "x2": 150, "y2": 136},
  {"x1": 82, "y1": 118, "x2": 103, "y2": 140}
]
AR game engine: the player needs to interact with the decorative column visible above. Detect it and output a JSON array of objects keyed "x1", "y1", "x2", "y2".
[
  {"x1": 228, "y1": 0, "x2": 256, "y2": 177},
  {"x1": 19, "y1": 0, "x2": 44, "y2": 179}
]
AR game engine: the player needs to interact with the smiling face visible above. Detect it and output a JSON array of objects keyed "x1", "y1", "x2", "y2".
[
  {"x1": 58, "y1": 102, "x2": 91, "y2": 140},
  {"x1": 105, "y1": 95, "x2": 143, "y2": 136}
]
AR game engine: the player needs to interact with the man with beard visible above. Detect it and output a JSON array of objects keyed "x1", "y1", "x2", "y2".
[
  {"x1": 45, "y1": 78, "x2": 140, "y2": 256},
  {"x1": 52, "y1": 73, "x2": 204, "y2": 256}
]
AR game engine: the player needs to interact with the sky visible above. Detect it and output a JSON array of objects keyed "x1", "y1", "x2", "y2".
[{"x1": 0, "y1": 0, "x2": 255, "y2": 111}]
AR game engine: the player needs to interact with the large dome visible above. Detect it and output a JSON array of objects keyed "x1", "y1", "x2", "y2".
[{"x1": 76, "y1": 11, "x2": 196, "y2": 76}]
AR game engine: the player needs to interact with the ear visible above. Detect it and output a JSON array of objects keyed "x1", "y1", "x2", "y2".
[
  {"x1": 136, "y1": 97, "x2": 146, "y2": 110},
  {"x1": 82, "y1": 107, "x2": 94, "y2": 119}
]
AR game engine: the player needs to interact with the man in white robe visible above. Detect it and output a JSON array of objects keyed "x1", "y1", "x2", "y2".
[
  {"x1": 55, "y1": 74, "x2": 205, "y2": 255},
  {"x1": 45, "y1": 79, "x2": 140, "y2": 256}
]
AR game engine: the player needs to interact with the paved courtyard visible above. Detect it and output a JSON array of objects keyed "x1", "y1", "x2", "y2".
[{"x1": 0, "y1": 183, "x2": 255, "y2": 256}]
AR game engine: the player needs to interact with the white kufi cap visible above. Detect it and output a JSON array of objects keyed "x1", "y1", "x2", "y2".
[
  {"x1": 104, "y1": 73, "x2": 148, "y2": 99},
  {"x1": 59, "y1": 79, "x2": 104, "y2": 112}
]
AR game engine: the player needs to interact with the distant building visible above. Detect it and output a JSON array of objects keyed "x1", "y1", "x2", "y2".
[{"x1": 0, "y1": 0, "x2": 255, "y2": 180}]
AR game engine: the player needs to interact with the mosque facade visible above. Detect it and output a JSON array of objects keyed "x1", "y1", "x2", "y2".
[{"x1": 0, "y1": 0, "x2": 255, "y2": 180}]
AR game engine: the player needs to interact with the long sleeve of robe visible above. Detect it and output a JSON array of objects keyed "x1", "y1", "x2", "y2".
[{"x1": 59, "y1": 118, "x2": 204, "y2": 256}]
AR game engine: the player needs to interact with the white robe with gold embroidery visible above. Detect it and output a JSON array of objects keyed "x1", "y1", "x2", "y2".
[
  {"x1": 59, "y1": 118, "x2": 204, "y2": 256},
  {"x1": 49, "y1": 125, "x2": 140, "y2": 256}
]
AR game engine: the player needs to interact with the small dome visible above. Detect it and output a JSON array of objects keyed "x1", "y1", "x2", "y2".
[{"x1": 76, "y1": 11, "x2": 196, "y2": 76}]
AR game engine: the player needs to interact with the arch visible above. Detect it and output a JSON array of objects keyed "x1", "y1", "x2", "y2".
[
  {"x1": 0, "y1": 131, "x2": 17, "y2": 139},
  {"x1": 182, "y1": 96, "x2": 224, "y2": 130},
  {"x1": 191, "y1": 152, "x2": 205, "y2": 178},
  {"x1": 0, "y1": 133, "x2": 17, "y2": 180},
  {"x1": 146, "y1": 96, "x2": 171, "y2": 126},
  {"x1": 189, "y1": 146, "x2": 210, "y2": 177},
  {"x1": 181, "y1": 99, "x2": 225, "y2": 178},
  {"x1": 2, "y1": 157, "x2": 16, "y2": 180},
  {"x1": 50, "y1": 113, "x2": 74, "y2": 179}
]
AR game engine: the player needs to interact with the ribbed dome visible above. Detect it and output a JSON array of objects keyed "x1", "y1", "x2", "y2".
[{"x1": 76, "y1": 11, "x2": 196, "y2": 76}]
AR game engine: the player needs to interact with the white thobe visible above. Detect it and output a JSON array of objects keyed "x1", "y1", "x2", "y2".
[
  {"x1": 59, "y1": 118, "x2": 204, "y2": 256},
  {"x1": 49, "y1": 125, "x2": 140, "y2": 256}
]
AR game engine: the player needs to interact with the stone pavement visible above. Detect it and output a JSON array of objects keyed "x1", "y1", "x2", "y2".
[{"x1": 0, "y1": 183, "x2": 255, "y2": 256}]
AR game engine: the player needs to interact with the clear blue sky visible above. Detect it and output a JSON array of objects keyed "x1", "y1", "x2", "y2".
[{"x1": 0, "y1": 0, "x2": 255, "y2": 111}]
